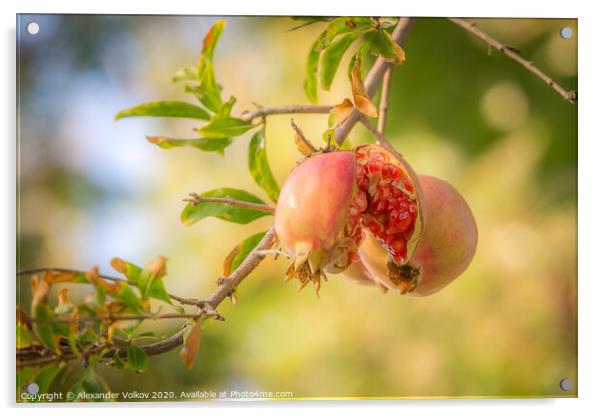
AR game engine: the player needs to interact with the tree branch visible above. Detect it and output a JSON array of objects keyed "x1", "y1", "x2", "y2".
[
  {"x1": 358, "y1": 114, "x2": 396, "y2": 154},
  {"x1": 16, "y1": 228, "x2": 278, "y2": 366},
  {"x1": 448, "y1": 17, "x2": 577, "y2": 103},
  {"x1": 335, "y1": 17, "x2": 416, "y2": 144},
  {"x1": 182, "y1": 193, "x2": 275, "y2": 214},
  {"x1": 240, "y1": 104, "x2": 333, "y2": 122},
  {"x1": 377, "y1": 67, "x2": 393, "y2": 134}
]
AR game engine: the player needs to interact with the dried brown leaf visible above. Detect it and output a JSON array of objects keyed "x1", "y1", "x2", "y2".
[
  {"x1": 223, "y1": 244, "x2": 241, "y2": 277},
  {"x1": 329, "y1": 98, "x2": 354, "y2": 126},
  {"x1": 351, "y1": 62, "x2": 377, "y2": 117},
  {"x1": 180, "y1": 321, "x2": 202, "y2": 369},
  {"x1": 58, "y1": 288, "x2": 69, "y2": 306},
  {"x1": 31, "y1": 275, "x2": 49, "y2": 307}
]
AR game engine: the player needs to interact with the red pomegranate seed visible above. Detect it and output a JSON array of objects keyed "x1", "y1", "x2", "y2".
[
  {"x1": 369, "y1": 198, "x2": 387, "y2": 215},
  {"x1": 354, "y1": 190, "x2": 368, "y2": 212}
]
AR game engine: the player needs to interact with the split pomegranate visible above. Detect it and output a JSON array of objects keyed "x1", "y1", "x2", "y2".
[
  {"x1": 355, "y1": 175, "x2": 478, "y2": 296},
  {"x1": 274, "y1": 143, "x2": 477, "y2": 296}
]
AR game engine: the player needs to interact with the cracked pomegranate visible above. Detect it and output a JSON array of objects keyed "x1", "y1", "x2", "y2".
[{"x1": 274, "y1": 143, "x2": 477, "y2": 295}]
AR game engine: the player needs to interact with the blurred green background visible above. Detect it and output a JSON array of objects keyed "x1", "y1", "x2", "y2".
[{"x1": 17, "y1": 15, "x2": 577, "y2": 398}]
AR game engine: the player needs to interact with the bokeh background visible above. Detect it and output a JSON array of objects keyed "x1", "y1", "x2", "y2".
[{"x1": 17, "y1": 15, "x2": 577, "y2": 398}]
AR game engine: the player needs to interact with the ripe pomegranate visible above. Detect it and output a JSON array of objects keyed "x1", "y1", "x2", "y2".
[{"x1": 274, "y1": 144, "x2": 477, "y2": 296}]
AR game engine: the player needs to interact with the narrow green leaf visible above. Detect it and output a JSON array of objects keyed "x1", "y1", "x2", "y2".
[
  {"x1": 147, "y1": 136, "x2": 233, "y2": 155},
  {"x1": 248, "y1": 129, "x2": 280, "y2": 202},
  {"x1": 200, "y1": 20, "x2": 226, "y2": 62},
  {"x1": 304, "y1": 32, "x2": 326, "y2": 103},
  {"x1": 31, "y1": 305, "x2": 56, "y2": 351},
  {"x1": 217, "y1": 96, "x2": 236, "y2": 118},
  {"x1": 181, "y1": 188, "x2": 272, "y2": 226},
  {"x1": 115, "y1": 101, "x2": 210, "y2": 121},
  {"x1": 136, "y1": 331, "x2": 158, "y2": 338},
  {"x1": 195, "y1": 117, "x2": 254, "y2": 138},
  {"x1": 348, "y1": 42, "x2": 370, "y2": 80},
  {"x1": 113, "y1": 351, "x2": 126, "y2": 369},
  {"x1": 224, "y1": 232, "x2": 267, "y2": 276},
  {"x1": 127, "y1": 345, "x2": 149, "y2": 372},
  {"x1": 288, "y1": 16, "x2": 331, "y2": 32},
  {"x1": 189, "y1": 61, "x2": 223, "y2": 112},
  {"x1": 33, "y1": 365, "x2": 63, "y2": 396},
  {"x1": 319, "y1": 31, "x2": 363, "y2": 91}
]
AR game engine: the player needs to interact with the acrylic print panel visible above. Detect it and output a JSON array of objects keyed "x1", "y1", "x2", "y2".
[{"x1": 16, "y1": 15, "x2": 577, "y2": 402}]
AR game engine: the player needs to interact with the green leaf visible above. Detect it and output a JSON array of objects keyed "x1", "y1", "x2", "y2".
[
  {"x1": 17, "y1": 367, "x2": 37, "y2": 391},
  {"x1": 200, "y1": 20, "x2": 226, "y2": 62},
  {"x1": 146, "y1": 136, "x2": 233, "y2": 155},
  {"x1": 304, "y1": 32, "x2": 326, "y2": 103},
  {"x1": 366, "y1": 30, "x2": 406, "y2": 64},
  {"x1": 33, "y1": 365, "x2": 63, "y2": 396},
  {"x1": 127, "y1": 345, "x2": 149, "y2": 372},
  {"x1": 181, "y1": 188, "x2": 272, "y2": 226},
  {"x1": 187, "y1": 63, "x2": 223, "y2": 113},
  {"x1": 114, "y1": 282, "x2": 145, "y2": 314},
  {"x1": 195, "y1": 117, "x2": 254, "y2": 138},
  {"x1": 16, "y1": 323, "x2": 32, "y2": 349},
  {"x1": 317, "y1": 17, "x2": 375, "y2": 50},
  {"x1": 136, "y1": 331, "x2": 158, "y2": 338},
  {"x1": 111, "y1": 258, "x2": 172, "y2": 304},
  {"x1": 224, "y1": 232, "x2": 267, "y2": 276},
  {"x1": 68, "y1": 369, "x2": 108, "y2": 402},
  {"x1": 172, "y1": 66, "x2": 197, "y2": 83},
  {"x1": 113, "y1": 351, "x2": 126, "y2": 369},
  {"x1": 31, "y1": 305, "x2": 56, "y2": 351},
  {"x1": 248, "y1": 129, "x2": 280, "y2": 203},
  {"x1": 217, "y1": 96, "x2": 236, "y2": 118},
  {"x1": 319, "y1": 31, "x2": 363, "y2": 91},
  {"x1": 348, "y1": 42, "x2": 370, "y2": 80},
  {"x1": 115, "y1": 101, "x2": 210, "y2": 121},
  {"x1": 149, "y1": 278, "x2": 172, "y2": 304}
]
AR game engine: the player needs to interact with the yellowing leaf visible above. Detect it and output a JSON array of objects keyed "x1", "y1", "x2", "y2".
[
  {"x1": 58, "y1": 288, "x2": 69, "y2": 306},
  {"x1": 368, "y1": 30, "x2": 406, "y2": 64},
  {"x1": 201, "y1": 20, "x2": 226, "y2": 61},
  {"x1": 31, "y1": 275, "x2": 49, "y2": 308},
  {"x1": 145, "y1": 256, "x2": 168, "y2": 279},
  {"x1": 328, "y1": 98, "x2": 354, "y2": 127},
  {"x1": 180, "y1": 321, "x2": 202, "y2": 369},
  {"x1": 223, "y1": 232, "x2": 266, "y2": 277},
  {"x1": 44, "y1": 270, "x2": 77, "y2": 284},
  {"x1": 351, "y1": 61, "x2": 377, "y2": 117}
]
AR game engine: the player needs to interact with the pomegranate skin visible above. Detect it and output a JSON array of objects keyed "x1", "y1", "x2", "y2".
[
  {"x1": 358, "y1": 175, "x2": 478, "y2": 296},
  {"x1": 274, "y1": 151, "x2": 357, "y2": 274}
]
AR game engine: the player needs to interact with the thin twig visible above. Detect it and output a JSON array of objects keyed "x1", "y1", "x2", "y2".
[
  {"x1": 448, "y1": 17, "x2": 577, "y2": 103},
  {"x1": 358, "y1": 114, "x2": 396, "y2": 154},
  {"x1": 378, "y1": 67, "x2": 393, "y2": 134},
  {"x1": 29, "y1": 313, "x2": 204, "y2": 324},
  {"x1": 335, "y1": 17, "x2": 416, "y2": 144},
  {"x1": 183, "y1": 193, "x2": 275, "y2": 214},
  {"x1": 16, "y1": 228, "x2": 278, "y2": 365},
  {"x1": 240, "y1": 104, "x2": 333, "y2": 122}
]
